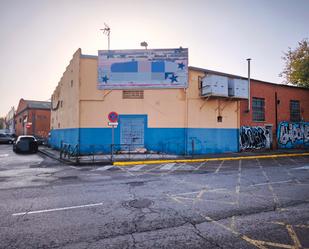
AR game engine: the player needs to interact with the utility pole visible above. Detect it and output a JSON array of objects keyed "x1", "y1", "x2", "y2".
[{"x1": 247, "y1": 58, "x2": 251, "y2": 112}]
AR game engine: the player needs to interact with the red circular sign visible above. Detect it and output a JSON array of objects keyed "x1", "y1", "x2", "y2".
[{"x1": 108, "y1": 112, "x2": 118, "y2": 122}]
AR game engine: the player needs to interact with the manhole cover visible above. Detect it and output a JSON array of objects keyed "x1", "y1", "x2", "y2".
[
  {"x1": 126, "y1": 181, "x2": 144, "y2": 187},
  {"x1": 124, "y1": 199, "x2": 153, "y2": 209}
]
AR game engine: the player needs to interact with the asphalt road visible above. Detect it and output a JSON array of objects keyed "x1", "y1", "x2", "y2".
[{"x1": 0, "y1": 144, "x2": 309, "y2": 249}]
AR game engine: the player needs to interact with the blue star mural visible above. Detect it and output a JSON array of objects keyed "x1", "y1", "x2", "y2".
[
  {"x1": 102, "y1": 75, "x2": 109, "y2": 83},
  {"x1": 178, "y1": 62, "x2": 185, "y2": 70},
  {"x1": 170, "y1": 74, "x2": 178, "y2": 83}
]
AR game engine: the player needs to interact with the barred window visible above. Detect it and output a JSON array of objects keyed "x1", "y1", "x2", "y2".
[
  {"x1": 122, "y1": 90, "x2": 144, "y2": 99},
  {"x1": 252, "y1": 97, "x2": 265, "y2": 122},
  {"x1": 290, "y1": 100, "x2": 301, "y2": 122}
]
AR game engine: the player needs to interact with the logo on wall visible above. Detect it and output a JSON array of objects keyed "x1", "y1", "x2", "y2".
[{"x1": 97, "y1": 48, "x2": 188, "y2": 89}]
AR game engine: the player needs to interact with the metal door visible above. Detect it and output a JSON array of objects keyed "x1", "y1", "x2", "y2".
[
  {"x1": 120, "y1": 117, "x2": 144, "y2": 151},
  {"x1": 265, "y1": 125, "x2": 273, "y2": 149}
]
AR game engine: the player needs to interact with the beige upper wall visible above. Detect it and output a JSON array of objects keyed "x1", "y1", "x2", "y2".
[
  {"x1": 51, "y1": 49, "x2": 80, "y2": 129},
  {"x1": 52, "y1": 50, "x2": 239, "y2": 129},
  {"x1": 188, "y1": 70, "x2": 239, "y2": 128}
]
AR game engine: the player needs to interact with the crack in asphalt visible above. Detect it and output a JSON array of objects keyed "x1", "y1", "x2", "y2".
[
  {"x1": 189, "y1": 221, "x2": 224, "y2": 249},
  {"x1": 49, "y1": 201, "x2": 309, "y2": 249}
]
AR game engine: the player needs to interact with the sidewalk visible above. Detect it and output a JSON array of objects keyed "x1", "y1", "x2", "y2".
[{"x1": 38, "y1": 146, "x2": 309, "y2": 166}]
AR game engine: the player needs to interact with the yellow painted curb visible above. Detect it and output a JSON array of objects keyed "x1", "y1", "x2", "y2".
[{"x1": 113, "y1": 152, "x2": 309, "y2": 166}]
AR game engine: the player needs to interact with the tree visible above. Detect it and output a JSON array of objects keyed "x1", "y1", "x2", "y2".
[
  {"x1": 280, "y1": 39, "x2": 309, "y2": 88},
  {"x1": 0, "y1": 118, "x2": 5, "y2": 129}
]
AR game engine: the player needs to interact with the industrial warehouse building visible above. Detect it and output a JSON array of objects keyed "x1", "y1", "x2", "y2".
[
  {"x1": 50, "y1": 48, "x2": 309, "y2": 155},
  {"x1": 15, "y1": 99, "x2": 51, "y2": 138}
]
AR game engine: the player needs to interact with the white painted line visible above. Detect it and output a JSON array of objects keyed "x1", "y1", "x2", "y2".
[
  {"x1": 12, "y1": 202, "x2": 104, "y2": 216},
  {"x1": 177, "y1": 164, "x2": 195, "y2": 170},
  {"x1": 215, "y1": 161, "x2": 225, "y2": 173},
  {"x1": 160, "y1": 163, "x2": 176, "y2": 170},
  {"x1": 195, "y1": 161, "x2": 207, "y2": 171},
  {"x1": 0, "y1": 154, "x2": 9, "y2": 158},
  {"x1": 292, "y1": 165, "x2": 309, "y2": 170},
  {"x1": 249, "y1": 180, "x2": 293, "y2": 187},
  {"x1": 94, "y1": 165, "x2": 114, "y2": 171},
  {"x1": 69, "y1": 166, "x2": 80, "y2": 169},
  {"x1": 128, "y1": 164, "x2": 146, "y2": 171}
]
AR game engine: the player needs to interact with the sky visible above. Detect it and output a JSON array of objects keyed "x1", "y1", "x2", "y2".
[{"x1": 0, "y1": 0, "x2": 308, "y2": 117}]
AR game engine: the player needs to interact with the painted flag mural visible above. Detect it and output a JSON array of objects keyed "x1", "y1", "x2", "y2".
[{"x1": 98, "y1": 48, "x2": 188, "y2": 89}]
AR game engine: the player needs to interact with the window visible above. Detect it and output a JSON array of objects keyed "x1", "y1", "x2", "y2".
[
  {"x1": 122, "y1": 90, "x2": 144, "y2": 99},
  {"x1": 252, "y1": 97, "x2": 265, "y2": 122},
  {"x1": 290, "y1": 100, "x2": 301, "y2": 122},
  {"x1": 198, "y1": 76, "x2": 203, "y2": 89},
  {"x1": 71, "y1": 80, "x2": 73, "y2": 87}
]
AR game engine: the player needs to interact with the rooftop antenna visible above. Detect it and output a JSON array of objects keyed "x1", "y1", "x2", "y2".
[
  {"x1": 140, "y1": 41, "x2": 148, "y2": 50},
  {"x1": 100, "y1": 23, "x2": 111, "y2": 51}
]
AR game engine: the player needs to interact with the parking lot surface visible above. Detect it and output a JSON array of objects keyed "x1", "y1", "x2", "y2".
[{"x1": 0, "y1": 144, "x2": 309, "y2": 249}]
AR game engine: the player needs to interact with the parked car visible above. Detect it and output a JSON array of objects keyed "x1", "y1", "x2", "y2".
[
  {"x1": 34, "y1": 136, "x2": 47, "y2": 145},
  {"x1": 0, "y1": 133, "x2": 14, "y2": 144},
  {"x1": 13, "y1": 136, "x2": 38, "y2": 153}
]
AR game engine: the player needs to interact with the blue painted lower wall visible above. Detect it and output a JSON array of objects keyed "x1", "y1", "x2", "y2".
[
  {"x1": 50, "y1": 127, "x2": 239, "y2": 155},
  {"x1": 50, "y1": 128, "x2": 79, "y2": 150}
]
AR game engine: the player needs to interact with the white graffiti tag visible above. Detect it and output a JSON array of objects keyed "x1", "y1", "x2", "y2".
[{"x1": 278, "y1": 122, "x2": 309, "y2": 146}]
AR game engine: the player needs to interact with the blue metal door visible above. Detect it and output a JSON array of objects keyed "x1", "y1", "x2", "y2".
[{"x1": 120, "y1": 117, "x2": 144, "y2": 151}]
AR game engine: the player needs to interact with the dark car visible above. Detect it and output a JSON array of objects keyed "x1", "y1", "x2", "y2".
[
  {"x1": 34, "y1": 136, "x2": 47, "y2": 145},
  {"x1": 0, "y1": 133, "x2": 14, "y2": 144},
  {"x1": 13, "y1": 136, "x2": 38, "y2": 153}
]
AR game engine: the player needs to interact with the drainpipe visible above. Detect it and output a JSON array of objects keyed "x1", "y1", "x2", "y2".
[
  {"x1": 247, "y1": 58, "x2": 251, "y2": 112},
  {"x1": 275, "y1": 91, "x2": 278, "y2": 148}
]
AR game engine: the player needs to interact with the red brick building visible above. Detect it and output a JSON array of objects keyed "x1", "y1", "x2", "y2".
[
  {"x1": 240, "y1": 80, "x2": 309, "y2": 150},
  {"x1": 15, "y1": 99, "x2": 51, "y2": 138}
]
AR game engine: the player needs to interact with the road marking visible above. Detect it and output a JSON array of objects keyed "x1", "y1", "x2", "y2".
[
  {"x1": 93, "y1": 165, "x2": 115, "y2": 171},
  {"x1": 235, "y1": 160, "x2": 242, "y2": 207},
  {"x1": 128, "y1": 164, "x2": 146, "y2": 171},
  {"x1": 215, "y1": 160, "x2": 225, "y2": 173},
  {"x1": 286, "y1": 225, "x2": 302, "y2": 249},
  {"x1": 272, "y1": 158, "x2": 301, "y2": 184},
  {"x1": 256, "y1": 159, "x2": 280, "y2": 208},
  {"x1": 0, "y1": 154, "x2": 9, "y2": 158},
  {"x1": 249, "y1": 180, "x2": 293, "y2": 187},
  {"x1": 160, "y1": 163, "x2": 176, "y2": 170},
  {"x1": 292, "y1": 165, "x2": 309, "y2": 170},
  {"x1": 230, "y1": 216, "x2": 236, "y2": 230},
  {"x1": 12, "y1": 202, "x2": 104, "y2": 216},
  {"x1": 113, "y1": 152, "x2": 309, "y2": 166},
  {"x1": 69, "y1": 166, "x2": 80, "y2": 169},
  {"x1": 194, "y1": 161, "x2": 207, "y2": 171}
]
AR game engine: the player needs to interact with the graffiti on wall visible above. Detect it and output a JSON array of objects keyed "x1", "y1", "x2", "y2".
[
  {"x1": 239, "y1": 126, "x2": 271, "y2": 150},
  {"x1": 278, "y1": 122, "x2": 309, "y2": 148}
]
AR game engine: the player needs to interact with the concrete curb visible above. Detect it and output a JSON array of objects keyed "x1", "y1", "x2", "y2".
[{"x1": 113, "y1": 152, "x2": 309, "y2": 166}]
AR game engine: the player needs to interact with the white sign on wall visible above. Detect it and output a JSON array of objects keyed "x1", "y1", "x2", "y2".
[{"x1": 98, "y1": 48, "x2": 188, "y2": 89}]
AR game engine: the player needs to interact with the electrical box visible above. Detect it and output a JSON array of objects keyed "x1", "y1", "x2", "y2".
[
  {"x1": 228, "y1": 78, "x2": 248, "y2": 99},
  {"x1": 201, "y1": 74, "x2": 229, "y2": 97}
]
